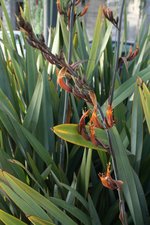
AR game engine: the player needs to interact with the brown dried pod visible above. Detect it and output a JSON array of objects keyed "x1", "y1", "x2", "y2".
[
  {"x1": 98, "y1": 162, "x2": 123, "y2": 190},
  {"x1": 57, "y1": 67, "x2": 72, "y2": 93},
  {"x1": 78, "y1": 2, "x2": 90, "y2": 17},
  {"x1": 118, "y1": 45, "x2": 139, "y2": 69},
  {"x1": 126, "y1": 45, "x2": 139, "y2": 61},
  {"x1": 102, "y1": 6, "x2": 119, "y2": 29}
]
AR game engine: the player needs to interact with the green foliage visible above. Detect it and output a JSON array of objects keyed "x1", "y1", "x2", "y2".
[{"x1": 0, "y1": 0, "x2": 150, "y2": 224}]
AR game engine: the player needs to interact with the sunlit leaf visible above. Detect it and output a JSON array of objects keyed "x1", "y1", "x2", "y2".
[
  {"x1": 137, "y1": 78, "x2": 150, "y2": 133},
  {"x1": 28, "y1": 216, "x2": 55, "y2": 225},
  {"x1": 53, "y1": 124, "x2": 108, "y2": 151},
  {"x1": 0, "y1": 209, "x2": 27, "y2": 225}
]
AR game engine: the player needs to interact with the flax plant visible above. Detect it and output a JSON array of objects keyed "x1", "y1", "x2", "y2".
[{"x1": 0, "y1": 0, "x2": 150, "y2": 225}]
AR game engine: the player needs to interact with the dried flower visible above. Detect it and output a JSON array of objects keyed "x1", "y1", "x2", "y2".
[
  {"x1": 126, "y1": 45, "x2": 139, "y2": 61},
  {"x1": 98, "y1": 162, "x2": 123, "y2": 190},
  {"x1": 78, "y1": 110, "x2": 90, "y2": 133},
  {"x1": 90, "y1": 110, "x2": 103, "y2": 128},
  {"x1": 102, "y1": 6, "x2": 119, "y2": 29},
  {"x1": 105, "y1": 104, "x2": 115, "y2": 128},
  {"x1": 118, "y1": 45, "x2": 139, "y2": 69},
  {"x1": 57, "y1": 67, "x2": 72, "y2": 93},
  {"x1": 78, "y1": 110, "x2": 91, "y2": 141},
  {"x1": 78, "y1": 104, "x2": 109, "y2": 149}
]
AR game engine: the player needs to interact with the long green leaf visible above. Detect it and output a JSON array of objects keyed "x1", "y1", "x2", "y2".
[
  {"x1": 60, "y1": 183, "x2": 89, "y2": 210},
  {"x1": 131, "y1": 85, "x2": 143, "y2": 172},
  {"x1": 0, "y1": 91, "x2": 57, "y2": 167},
  {"x1": 0, "y1": 209, "x2": 27, "y2": 225},
  {"x1": 20, "y1": 126, "x2": 58, "y2": 171},
  {"x1": 28, "y1": 216, "x2": 55, "y2": 225},
  {"x1": 36, "y1": 69, "x2": 55, "y2": 151},
  {"x1": 0, "y1": 0, "x2": 16, "y2": 48},
  {"x1": 0, "y1": 171, "x2": 77, "y2": 225},
  {"x1": 137, "y1": 79, "x2": 150, "y2": 133},
  {"x1": 48, "y1": 14, "x2": 60, "y2": 75},
  {"x1": 24, "y1": 73, "x2": 43, "y2": 132},
  {"x1": 132, "y1": 28, "x2": 150, "y2": 76},
  {"x1": 59, "y1": 15, "x2": 78, "y2": 61},
  {"x1": 85, "y1": 149, "x2": 92, "y2": 196},
  {"x1": 107, "y1": 66, "x2": 150, "y2": 109},
  {"x1": 86, "y1": 7, "x2": 103, "y2": 80},
  {"x1": 2, "y1": 172, "x2": 51, "y2": 221},
  {"x1": 110, "y1": 127, "x2": 150, "y2": 225},
  {"x1": 50, "y1": 197, "x2": 91, "y2": 225},
  {"x1": 88, "y1": 194, "x2": 102, "y2": 225},
  {"x1": 0, "y1": 49, "x2": 13, "y2": 102},
  {"x1": 53, "y1": 124, "x2": 108, "y2": 151},
  {"x1": 25, "y1": 42, "x2": 38, "y2": 101},
  {"x1": 0, "y1": 90, "x2": 19, "y2": 122}
]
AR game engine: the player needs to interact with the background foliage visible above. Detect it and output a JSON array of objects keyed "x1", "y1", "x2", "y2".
[{"x1": 0, "y1": 0, "x2": 150, "y2": 224}]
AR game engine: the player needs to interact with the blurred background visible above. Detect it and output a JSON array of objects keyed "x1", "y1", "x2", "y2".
[{"x1": 0, "y1": 0, "x2": 150, "y2": 42}]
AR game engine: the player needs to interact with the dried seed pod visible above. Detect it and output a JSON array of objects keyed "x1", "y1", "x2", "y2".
[
  {"x1": 102, "y1": 6, "x2": 119, "y2": 29},
  {"x1": 17, "y1": 16, "x2": 33, "y2": 35},
  {"x1": 78, "y1": 110, "x2": 91, "y2": 141},
  {"x1": 98, "y1": 162, "x2": 123, "y2": 190},
  {"x1": 57, "y1": 67, "x2": 72, "y2": 93},
  {"x1": 78, "y1": 110, "x2": 90, "y2": 133},
  {"x1": 126, "y1": 45, "x2": 139, "y2": 61},
  {"x1": 118, "y1": 45, "x2": 139, "y2": 69}
]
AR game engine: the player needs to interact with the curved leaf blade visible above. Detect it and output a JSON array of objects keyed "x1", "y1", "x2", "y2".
[
  {"x1": 0, "y1": 209, "x2": 27, "y2": 225},
  {"x1": 50, "y1": 197, "x2": 91, "y2": 225},
  {"x1": 131, "y1": 86, "x2": 143, "y2": 172},
  {"x1": 0, "y1": 170, "x2": 77, "y2": 225},
  {"x1": 53, "y1": 124, "x2": 108, "y2": 152},
  {"x1": 28, "y1": 216, "x2": 55, "y2": 225},
  {"x1": 24, "y1": 73, "x2": 43, "y2": 132},
  {"x1": 110, "y1": 127, "x2": 150, "y2": 225},
  {"x1": 137, "y1": 79, "x2": 150, "y2": 133},
  {"x1": 103, "y1": 66, "x2": 150, "y2": 109}
]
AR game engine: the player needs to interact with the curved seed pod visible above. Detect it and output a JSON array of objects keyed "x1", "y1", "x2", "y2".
[{"x1": 57, "y1": 67, "x2": 72, "y2": 93}]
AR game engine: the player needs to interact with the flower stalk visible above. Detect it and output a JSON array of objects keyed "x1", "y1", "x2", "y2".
[
  {"x1": 60, "y1": 0, "x2": 76, "y2": 169},
  {"x1": 108, "y1": 0, "x2": 125, "y2": 106},
  {"x1": 100, "y1": 1, "x2": 128, "y2": 224}
]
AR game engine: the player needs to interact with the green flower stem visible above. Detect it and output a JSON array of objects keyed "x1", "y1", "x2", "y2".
[
  {"x1": 108, "y1": 0, "x2": 125, "y2": 106},
  {"x1": 98, "y1": 1, "x2": 128, "y2": 224},
  {"x1": 59, "y1": 0, "x2": 76, "y2": 169}
]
